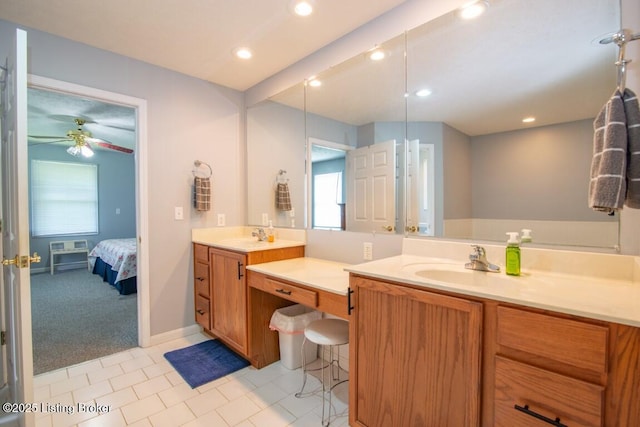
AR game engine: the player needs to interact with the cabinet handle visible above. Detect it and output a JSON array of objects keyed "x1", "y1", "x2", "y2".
[
  {"x1": 196, "y1": 276, "x2": 205, "y2": 282},
  {"x1": 348, "y1": 287, "x2": 354, "y2": 315},
  {"x1": 196, "y1": 309, "x2": 205, "y2": 315},
  {"x1": 514, "y1": 404, "x2": 567, "y2": 427},
  {"x1": 237, "y1": 262, "x2": 244, "y2": 280},
  {"x1": 275, "y1": 288, "x2": 292, "y2": 296}
]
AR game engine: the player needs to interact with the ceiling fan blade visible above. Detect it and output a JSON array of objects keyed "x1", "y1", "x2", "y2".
[
  {"x1": 28, "y1": 135, "x2": 70, "y2": 140},
  {"x1": 93, "y1": 140, "x2": 134, "y2": 154},
  {"x1": 28, "y1": 139, "x2": 71, "y2": 145}
]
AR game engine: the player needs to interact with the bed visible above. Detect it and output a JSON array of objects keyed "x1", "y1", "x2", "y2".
[{"x1": 89, "y1": 238, "x2": 137, "y2": 295}]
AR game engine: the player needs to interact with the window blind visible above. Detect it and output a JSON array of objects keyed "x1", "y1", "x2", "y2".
[{"x1": 31, "y1": 160, "x2": 99, "y2": 237}]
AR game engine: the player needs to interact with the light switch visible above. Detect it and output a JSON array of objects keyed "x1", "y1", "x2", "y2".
[
  {"x1": 115, "y1": 208, "x2": 120, "y2": 215},
  {"x1": 363, "y1": 242, "x2": 373, "y2": 260},
  {"x1": 174, "y1": 206, "x2": 184, "y2": 220}
]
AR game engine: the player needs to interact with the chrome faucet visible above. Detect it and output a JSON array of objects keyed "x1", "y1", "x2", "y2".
[
  {"x1": 251, "y1": 227, "x2": 267, "y2": 241},
  {"x1": 465, "y1": 245, "x2": 500, "y2": 273}
]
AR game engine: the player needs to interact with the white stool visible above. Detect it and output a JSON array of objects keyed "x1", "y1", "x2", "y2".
[{"x1": 295, "y1": 318, "x2": 349, "y2": 426}]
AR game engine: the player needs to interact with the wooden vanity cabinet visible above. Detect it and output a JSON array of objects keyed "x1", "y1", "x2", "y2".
[
  {"x1": 209, "y1": 248, "x2": 249, "y2": 355},
  {"x1": 348, "y1": 274, "x2": 640, "y2": 427},
  {"x1": 348, "y1": 275, "x2": 483, "y2": 427},
  {"x1": 192, "y1": 243, "x2": 304, "y2": 361},
  {"x1": 492, "y1": 306, "x2": 608, "y2": 427},
  {"x1": 193, "y1": 244, "x2": 210, "y2": 329}
]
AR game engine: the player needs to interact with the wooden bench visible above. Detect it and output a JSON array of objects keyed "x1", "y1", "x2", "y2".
[{"x1": 49, "y1": 240, "x2": 89, "y2": 275}]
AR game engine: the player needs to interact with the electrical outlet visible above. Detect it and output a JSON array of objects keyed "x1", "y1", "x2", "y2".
[
  {"x1": 217, "y1": 213, "x2": 226, "y2": 226},
  {"x1": 262, "y1": 213, "x2": 269, "y2": 226},
  {"x1": 363, "y1": 242, "x2": 373, "y2": 260},
  {"x1": 174, "y1": 206, "x2": 183, "y2": 220}
]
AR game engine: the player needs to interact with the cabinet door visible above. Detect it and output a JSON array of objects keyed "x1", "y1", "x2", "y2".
[
  {"x1": 210, "y1": 248, "x2": 248, "y2": 355},
  {"x1": 350, "y1": 276, "x2": 482, "y2": 427}
]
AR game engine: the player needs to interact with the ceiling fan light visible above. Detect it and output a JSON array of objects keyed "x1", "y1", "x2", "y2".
[
  {"x1": 67, "y1": 145, "x2": 81, "y2": 157},
  {"x1": 81, "y1": 144, "x2": 94, "y2": 157}
]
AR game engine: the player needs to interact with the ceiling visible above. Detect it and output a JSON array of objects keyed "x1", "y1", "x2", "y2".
[
  {"x1": 273, "y1": 0, "x2": 621, "y2": 136},
  {"x1": 2, "y1": 0, "x2": 411, "y2": 154},
  {"x1": 27, "y1": 88, "x2": 137, "y2": 153},
  {"x1": 5, "y1": 0, "x2": 623, "y2": 153},
  {"x1": 0, "y1": 0, "x2": 408, "y2": 92}
]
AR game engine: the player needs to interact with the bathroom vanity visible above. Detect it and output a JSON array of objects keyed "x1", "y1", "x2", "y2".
[
  {"x1": 345, "y1": 239, "x2": 640, "y2": 427},
  {"x1": 191, "y1": 228, "x2": 305, "y2": 361}
]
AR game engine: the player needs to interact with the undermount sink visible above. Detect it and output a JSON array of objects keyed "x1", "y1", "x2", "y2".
[
  {"x1": 402, "y1": 262, "x2": 526, "y2": 287},
  {"x1": 415, "y1": 267, "x2": 517, "y2": 287}
]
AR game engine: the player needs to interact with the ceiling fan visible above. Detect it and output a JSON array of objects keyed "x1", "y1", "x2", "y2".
[{"x1": 28, "y1": 118, "x2": 134, "y2": 158}]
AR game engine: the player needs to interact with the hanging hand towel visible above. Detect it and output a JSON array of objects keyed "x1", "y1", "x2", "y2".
[
  {"x1": 623, "y1": 89, "x2": 640, "y2": 208},
  {"x1": 194, "y1": 177, "x2": 211, "y2": 212},
  {"x1": 589, "y1": 89, "x2": 628, "y2": 213},
  {"x1": 275, "y1": 182, "x2": 292, "y2": 211}
]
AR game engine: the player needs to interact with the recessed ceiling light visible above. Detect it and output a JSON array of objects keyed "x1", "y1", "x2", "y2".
[
  {"x1": 457, "y1": 0, "x2": 489, "y2": 20},
  {"x1": 415, "y1": 89, "x2": 432, "y2": 97},
  {"x1": 522, "y1": 116, "x2": 536, "y2": 123},
  {"x1": 293, "y1": 0, "x2": 314, "y2": 16},
  {"x1": 368, "y1": 49, "x2": 385, "y2": 61},
  {"x1": 307, "y1": 78, "x2": 321, "y2": 87},
  {"x1": 234, "y1": 47, "x2": 253, "y2": 60}
]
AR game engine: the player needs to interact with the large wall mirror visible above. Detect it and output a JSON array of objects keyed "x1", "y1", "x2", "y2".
[{"x1": 247, "y1": 0, "x2": 621, "y2": 249}]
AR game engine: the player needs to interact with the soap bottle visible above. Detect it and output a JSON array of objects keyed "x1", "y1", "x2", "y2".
[
  {"x1": 505, "y1": 232, "x2": 520, "y2": 276},
  {"x1": 267, "y1": 220, "x2": 275, "y2": 242},
  {"x1": 521, "y1": 229, "x2": 533, "y2": 244}
]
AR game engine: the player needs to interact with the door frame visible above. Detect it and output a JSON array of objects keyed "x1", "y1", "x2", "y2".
[{"x1": 28, "y1": 75, "x2": 151, "y2": 347}]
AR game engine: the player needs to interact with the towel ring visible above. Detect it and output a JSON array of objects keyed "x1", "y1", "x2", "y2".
[
  {"x1": 193, "y1": 160, "x2": 212, "y2": 178},
  {"x1": 277, "y1": 169, "x2": 288, "y2": 183}
]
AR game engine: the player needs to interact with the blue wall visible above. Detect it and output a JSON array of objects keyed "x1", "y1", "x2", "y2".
[{"x1": 28, "y1": 144, "x2": 136, "y2": 272}]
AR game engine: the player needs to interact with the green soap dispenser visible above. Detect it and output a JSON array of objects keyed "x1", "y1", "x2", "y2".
[{"x1": 505, "y1": 232, "x2": 521, "y2": 276}]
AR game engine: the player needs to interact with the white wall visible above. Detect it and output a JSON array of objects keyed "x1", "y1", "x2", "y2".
[{"x1": 0, "y1": 19, "x2": 245, "y2": 337}]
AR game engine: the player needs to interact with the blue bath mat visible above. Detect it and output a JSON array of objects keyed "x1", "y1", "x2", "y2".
[{"x1": 164, "y1": 340, "x2": 250, "y2": 388}]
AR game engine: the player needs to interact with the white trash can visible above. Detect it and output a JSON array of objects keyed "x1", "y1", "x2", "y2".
[{"x1": 269, "y1": 304, "x2": 322, "y2": 369}]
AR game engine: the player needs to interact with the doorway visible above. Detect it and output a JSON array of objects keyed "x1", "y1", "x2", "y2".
[{"x1": 27, "y1": 75, "x2": 150, "y2": 371}]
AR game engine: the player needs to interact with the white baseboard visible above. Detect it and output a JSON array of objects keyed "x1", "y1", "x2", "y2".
[{"x1": 146, "y1": 324, "x2": 203, "y2": 348}]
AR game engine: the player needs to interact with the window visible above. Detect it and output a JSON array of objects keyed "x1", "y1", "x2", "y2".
[
  {"x1": 31, "y1": 160, "x2": 98, "y2": 237},
  {"x1": 313, "y1": 172, "x2": 343, "y2": 229}
]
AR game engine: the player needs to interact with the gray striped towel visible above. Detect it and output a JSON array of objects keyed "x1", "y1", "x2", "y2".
[
  {"x1": 623, "y1": 89, "x2": 640, "y2": 208},
  {"x1": 275, "y1": 182, "x2": 292, "y2": 211},
  {"x1": 589, "y1": 89, "x2": 628, "y2": 213},
  {"x1": 194, "y1": 177, "x2": 211, "y2": 212}
]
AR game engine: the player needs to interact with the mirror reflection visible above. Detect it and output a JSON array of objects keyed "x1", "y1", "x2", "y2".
[
  {"x1": 247, "y1": 0, "x2": 621, "y2": 248},
  {"x1": 405, "y1": 0, "x2": 619, "y2": 247},
  {"x1": 308, "y1": 140, "x2": 349, "y2": 230}
]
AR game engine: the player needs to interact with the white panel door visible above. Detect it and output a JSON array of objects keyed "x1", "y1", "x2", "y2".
[
  {"x1": 346, "y1": 140, "x2": 396, "y2": 233},
  {"x1": 1, "y1": 28, "x2": 35, "y2": 427}
]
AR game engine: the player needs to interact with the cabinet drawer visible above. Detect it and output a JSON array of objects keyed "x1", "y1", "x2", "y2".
[
  {"x1": 194, "y1": 261, "x2": 210, "y2": 297},
  {"x1": 194, "y1": 243, "x2": 209, "y2": 263},
  {"x1": 263, "y1": 278, "x2": 318, "y2": 307},
  {"x1": 494, "y1": 356, "x2": 603, "y2": 427},
  {"x1": 497, "y1": 306, "x2": 608, "y2": 373},
  {"x1": 195, "y1": 295, "x2": 210, "y2": 329}
]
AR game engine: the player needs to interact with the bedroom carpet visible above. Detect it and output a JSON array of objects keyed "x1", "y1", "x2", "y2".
[{"x1": 30, "y1": 268, "x2": 137, "y2": 375}]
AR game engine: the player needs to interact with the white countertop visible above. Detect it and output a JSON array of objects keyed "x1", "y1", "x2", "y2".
[
  {"x1": 247, "y1": 257, "x2": 350, "y2": 296},
  {"x1": 195, "y1": 238, "x2": 305, "y2": 253},
  {"x1": 345, "y1": 254, "x2": 640, "y2": 328},
  {"x1": 192, "y1": 226, "x2": 306, "y2": 253}
]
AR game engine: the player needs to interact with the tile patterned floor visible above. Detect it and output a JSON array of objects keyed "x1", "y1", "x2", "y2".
[{"x1": 33, "y1": 333, "x2": 349, "y2": 427}]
